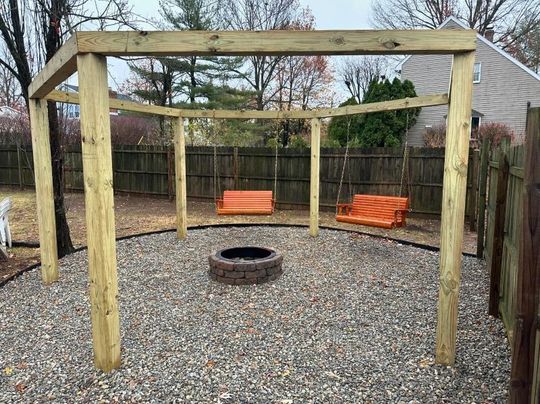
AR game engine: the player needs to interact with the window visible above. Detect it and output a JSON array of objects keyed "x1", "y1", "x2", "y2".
[
  {"x1": 471, "y1": 116, "x2": 481, "y2": 138},
  {"x1": 473, "y1": 63, "x2": 482, "y2": 83}
]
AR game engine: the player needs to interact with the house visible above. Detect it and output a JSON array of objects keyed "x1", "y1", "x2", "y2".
[
  {"x1": 397, "y1": 16, "x2": 540, "y2": 146},
  {"x1": 57, "y1": 83, "x2": 134, "y2": 119}
]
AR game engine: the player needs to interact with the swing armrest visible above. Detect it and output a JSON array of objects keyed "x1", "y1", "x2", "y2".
[
  {"x1": 336, "y1": 203, "x2": 352, "y2": 216},
  {"x1": 394, "y1": 209, "x2": 410, "y2": 225},
  {"x1": 216, "y1": 198, "x2": 224, "y2": 209}
]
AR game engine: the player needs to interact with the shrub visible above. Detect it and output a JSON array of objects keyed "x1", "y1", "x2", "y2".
[
  {"x1": 423, "y1": 124, "x2": 446, "y2": 147},
  {"x1": 476, "y1": 122, "x2": 515, "y2": 147}
]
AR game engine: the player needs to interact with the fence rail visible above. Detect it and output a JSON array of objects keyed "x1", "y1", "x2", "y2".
[{"x1": 0, "y1": 144, "x2": 480, "y2": 216}]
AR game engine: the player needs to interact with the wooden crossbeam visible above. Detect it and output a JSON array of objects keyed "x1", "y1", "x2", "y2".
[
  {"x1": 45, "y1": 90, "x2": 449, "y2": 119},
  {"x1": 46, "y1": 90, "x2": 180, "y2": 117},
  {"x1": 28, "y1": 36, "x2": 78, "y2": 99},
  {"x1": 75, "y1": 30, "x2": 476, "y2": 56}
]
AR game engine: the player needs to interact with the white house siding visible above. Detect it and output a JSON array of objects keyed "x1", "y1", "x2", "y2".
[{"x1": 401, "y1": 23, "x2": 540, "y2": 146}]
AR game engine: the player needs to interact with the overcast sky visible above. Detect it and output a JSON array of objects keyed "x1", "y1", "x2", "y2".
[{"x1": 96, "y1": 0, "x2": 375, "y2": 103}]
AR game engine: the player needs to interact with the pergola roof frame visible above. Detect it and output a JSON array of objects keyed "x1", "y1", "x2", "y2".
[{"x1": 28, "y1": 28, "x2": 477, "y2": 374}]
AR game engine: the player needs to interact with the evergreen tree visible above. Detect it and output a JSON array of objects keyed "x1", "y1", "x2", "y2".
[
  {"x1": 327, "y1": 97, "x2": 365, "y2": 146},
  {"x1": 358, "y1": 78, "x2": 420, "y2": 147}
]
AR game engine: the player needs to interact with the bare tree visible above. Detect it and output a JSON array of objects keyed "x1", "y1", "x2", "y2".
[
  {"x1": 221, "y1": 0, "x2": 305, "y2": 110},
  {"x1": 339, "y1": 56, "x2": 388, "y2": 103},
  {"x1": 371, "y1": 0, "x2": 540, "y2": 55},
  {"x1": 0, "y1": 0, "x2": 134, "y2": 256}
]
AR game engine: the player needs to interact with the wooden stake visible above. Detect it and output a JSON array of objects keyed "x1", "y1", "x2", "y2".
[
  {"x1": 435, "y1": 51, "x2": 475, "y2": 366},
  {"x1": 309, "y1": 118, "x2": 321, "y2": 237},
  {"x1": 488, "y1": 141, "x2": 510, "y2": 317},
  {"x1": 509, "y1": 107, "x2": 540, "y2": 403},
  {"x1": 476, "y1": 139, "x2": 490, "y2": 258},
  {"x1": 77, "y1": 53, "x2": 120, "y2": 372},
  {"x1": 29, "y1": 99, "x2": 58, "y2": 284},
  {"x1": 174, "y1": 116, "x2": 187, "y2": 239}
]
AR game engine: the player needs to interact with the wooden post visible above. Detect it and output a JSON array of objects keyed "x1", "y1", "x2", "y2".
[
  {"x1": 29, "y1": 98, "x2": 58, "y2": 284},
  {"x1": 233, "y1": 147, "x2": 239, "y2": 189},
  {"x1": 77, "y1": 53, "x2": 120, "y2": 372},
  {"x1": 510, "y1": 108, "x2": 540, "y2": 403},
  {"x1": 468, "y1": 148, "x2": 479, "y2": 231},
  {"x1": 435, "y1": 51, "x2": 475, "y2": 366},
  {"x1": 174, "y1": 116, "x2": 187, "y2": 239},
  {"x1": 476, "y1": 139, "x2": 490, "y2": 258},
  {"x1": 309, "y1": 118, "x2": 321, "y2": 237},
  {"x1": 488, "y1": 141, "x2": 510, "y2": 318}
]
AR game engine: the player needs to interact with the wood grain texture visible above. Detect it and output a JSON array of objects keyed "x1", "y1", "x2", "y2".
[
  {"x1": 75, "y1": 30, "x2": 476, "y2": 56},
  {"x1": 488, "y1": 143, "x2": 509, "y2": 317},
  {"x1": 510, "y1": 108, "x2": 540, "y2": 403},
  {"x1": 77, "y1": 53, "x2": 120, "y2": 372},
  {"x1": 45, "y1": 90, "x2": 179, "y2": 117},
  {"x1": 174, "y1": 117, "x2": 187, "y2": 239},
  {"x1": 28, "y1": 99, "x2": 58, "y2": 284},
  {"x1": 28, "y1": 35, "x2": 78, "y2": 99},
  {"x1": 46, "y1": 90, "x2": 448, "y2": 120},
  {"x1": 310, "y1": 118, "x2": 321, "y2": 237},
  {"x1": 435, "y1": 51, "x2": 475, "y2": 366}
]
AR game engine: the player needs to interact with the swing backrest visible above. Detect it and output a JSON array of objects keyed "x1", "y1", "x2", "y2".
[
  {"x1": 222, "y1": 190, "x2": 274, "y2": 209},
  {"x1": 351, "y1": 194, "x2": 409, "y2": 220}
]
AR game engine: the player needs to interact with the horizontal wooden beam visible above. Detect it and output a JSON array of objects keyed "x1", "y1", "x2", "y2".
[
  {"x1": 76, "y1": 30, "x2": 476, "y2": 56},
  {"x1": 28, "y1": 35, "x2": 78, "y2": 99},
  {"x1": 46, "y1": 90, "x2": 180, "y2": 117},
  {"x1": 46, "y1": 90, "x2": 449, "y2": 120},
  {"x1": 316, "y1": 93, "x2": 449, "y2": 118}
]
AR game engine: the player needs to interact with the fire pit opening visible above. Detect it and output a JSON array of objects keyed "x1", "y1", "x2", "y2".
[
  {"x1": 209, "y1": 246, "x2": 283, "y2": 285},
  {"x1": 219, "y1": 246, "x2": 274, "y2": 261}
]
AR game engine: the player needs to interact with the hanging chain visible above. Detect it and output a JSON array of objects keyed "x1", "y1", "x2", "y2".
[
  {"x1": 336, "y1": 118, "x2": 352, "y2": 211},
  {"x1": 214, "y1": 144, "x2": 218, "y2": 201},
  {"x1": 273, "y1": 135, "x2": 279, "y2": 200},
  {"x1": 399, "y1": 112, "x2": 410, "y2": 197}
]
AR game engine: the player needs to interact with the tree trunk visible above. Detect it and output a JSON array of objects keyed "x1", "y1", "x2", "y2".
[{"x1": 47, "y1": 101, "x2": 74, "y2": 256}]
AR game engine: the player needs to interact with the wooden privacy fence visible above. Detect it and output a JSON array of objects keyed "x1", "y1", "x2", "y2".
[
  {"x1": 0, "y1": 144, "x2": 480, "y2": 216},
  {"x1": 482, "y1": 107, "x2": 540, "y2": 401}
]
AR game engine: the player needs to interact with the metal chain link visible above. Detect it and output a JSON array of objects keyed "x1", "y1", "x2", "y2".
[{"x1": 336, "y1": 118, "x2": 352, "y2": 211}]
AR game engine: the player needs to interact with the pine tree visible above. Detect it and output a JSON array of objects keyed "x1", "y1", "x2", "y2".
[{"x1": 358, "y1": 78, "x2": 420, "y2": 147}]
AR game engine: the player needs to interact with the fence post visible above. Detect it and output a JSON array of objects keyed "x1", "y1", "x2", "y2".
[
  {"x1": 488, "y1": 140, "x2": 510, "y2": 317},
  {"x1": 233, "y1": 147, "x2": 239, "y2": 189},
  {"x1": 468, "y1": 148, "x2": 479, "y2": 231},
  {"x1": 509, "y1": 107, "x2": 540, "y2": 403},
  {"x1": 476, "y1": 140, "x2": 490, "y2": 258},
  {"x1": 167, "y1": 146, "x2": 174, "y2": 200}
]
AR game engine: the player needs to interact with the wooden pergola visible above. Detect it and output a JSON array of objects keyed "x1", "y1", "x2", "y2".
[{"x1": 29, "y1": 29, "x2": 476, "y2": 372}]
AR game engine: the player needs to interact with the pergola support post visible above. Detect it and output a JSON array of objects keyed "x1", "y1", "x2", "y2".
[
  {"x1": 29, "y1": 98, "x2": 58, "y2": 284},
  {"x1": 174, "y1": 116, "x2": 187, "y2": 239},
  {"x1": 309, "y1": 118, "x2": 321, "y2": 237},
  {"x1": 435, "y1": 51, "x2": 476, "y2": 365},
  {"x1": 77, "y1": 53, "x2": 120, "y2": 372}
]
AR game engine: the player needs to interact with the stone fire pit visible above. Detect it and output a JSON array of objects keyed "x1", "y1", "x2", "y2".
[{"x1": 208, "y1": 246, "x2": 283, "y2": 285}]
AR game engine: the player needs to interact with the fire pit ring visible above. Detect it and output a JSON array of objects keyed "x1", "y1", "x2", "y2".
[{"x1": 208, "y1": 246, "x2": 283, "y2": 285}]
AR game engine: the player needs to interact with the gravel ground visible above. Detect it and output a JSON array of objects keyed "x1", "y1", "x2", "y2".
[{"x1": 0, "y1": 226, "x2": 509, "y2": 402}]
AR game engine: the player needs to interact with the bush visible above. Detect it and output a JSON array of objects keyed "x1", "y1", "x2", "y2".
[
  {"x1": 476, "y1": 122, "x2": 515, "y2": 147},
  {"x1": 423, "y1": 124, "x2": 446, "y2": 147}
]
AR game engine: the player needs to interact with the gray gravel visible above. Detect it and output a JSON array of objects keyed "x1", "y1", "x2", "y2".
[{"x1": 0, "y1": 226, "x2": 510, "y2": 402}]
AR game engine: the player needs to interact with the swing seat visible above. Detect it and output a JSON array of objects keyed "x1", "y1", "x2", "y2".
[
  {"x1": 216, "y1": 190, "x2": 275, "y2": 215},
  {"x1": 336, "y1": 194, "x2": 409, "y2": 229}
]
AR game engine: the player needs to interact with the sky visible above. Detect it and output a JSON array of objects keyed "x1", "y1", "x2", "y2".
[{"x1": 90, "y1": 0, "x2": 375, "y2": 102}]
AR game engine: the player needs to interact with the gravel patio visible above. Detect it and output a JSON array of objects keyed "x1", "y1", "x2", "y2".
[{"x1": 0, "y1": 226, "x2": 509, "y2": 402}]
